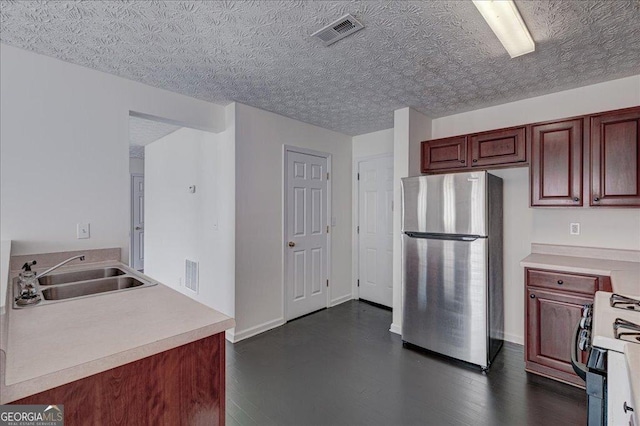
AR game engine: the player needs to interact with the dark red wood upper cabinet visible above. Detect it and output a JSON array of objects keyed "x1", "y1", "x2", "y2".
[
  {"x1": 421, "y1": 136, "x2": 467, "y2": 172},
  {"x1": 470, "y1": 127, "x2": 526, "y2": 167},
  {"x1": 590, "y1": 107, "x2": 640, "y2": 207},
  {"x1": 530, "y1": 118, "x2": 583, "y2": 206}
]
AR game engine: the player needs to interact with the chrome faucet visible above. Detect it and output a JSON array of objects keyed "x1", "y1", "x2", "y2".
[
  {"x1": 35, "y1": 254, "x2": 85, "y2": 279},
  {"x1": 15, "y1": 254, "x2": 85, "y2": 306}
]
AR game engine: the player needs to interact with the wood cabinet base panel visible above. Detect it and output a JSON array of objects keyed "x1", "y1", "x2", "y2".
[
  {"x1": 12, "y1": 333, "x2": 226, "y2": 426},
  {"x1": 525, "y1": 363, "x2": 585, "y2": 389}
]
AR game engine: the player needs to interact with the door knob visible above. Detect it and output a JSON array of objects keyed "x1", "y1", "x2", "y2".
[
  {"x1": 135, "y1": 226, "x2": 143, "y2": 230},
  {"x1": 288, "y1": 242, "x2": 295, "y2": 247}
]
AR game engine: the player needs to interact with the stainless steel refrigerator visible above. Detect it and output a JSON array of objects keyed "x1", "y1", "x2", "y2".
[{"x1": 401, "y1": 171, "x2": 503, "y2": 369}]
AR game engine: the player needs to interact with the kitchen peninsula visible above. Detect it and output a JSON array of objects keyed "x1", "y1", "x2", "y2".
[{"x1": 0, "y1": 247, "x2": 234, "y2": 426}]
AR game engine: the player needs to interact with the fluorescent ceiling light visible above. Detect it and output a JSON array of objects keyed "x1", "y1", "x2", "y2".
[{"x1": 472, "y1": 0, "x2": 535, "y2": 58}]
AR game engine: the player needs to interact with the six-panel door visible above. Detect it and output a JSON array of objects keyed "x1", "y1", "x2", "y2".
[{"x1": 286, "y1": 151, "x2": 328, "y2": 321}]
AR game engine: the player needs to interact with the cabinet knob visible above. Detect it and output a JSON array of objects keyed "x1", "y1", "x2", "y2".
[
  {"x1": 594, "y1": 197, "x2": 600, "y2": 202},
  {"x1": 557, "y1": 280, "x2": 563, "y2": 285},
  {"x1": 530, "y1": 294, "x2": 535, "y2": 299},
  {"x1": 573, "y1": 197, "x2": 579, "y2": 202},
  {"x1": 460, "y1": 160, "x2": 465, "y2": 163},
  {"x1": 472, "y1": 159, "x2": 478, "y2": 163},
  {"x1": 624, "y1": 401, "x2": 634, "y2": 413}
]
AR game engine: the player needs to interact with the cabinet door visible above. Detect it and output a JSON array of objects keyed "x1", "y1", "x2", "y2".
[
  {"x1": 590, "y1": 107, "x2": 640, "y2": 206},
  {"x1": 526, "y1": 287, "x2": 591, "y2": 387},
  {"x1": 421, "y1": 136, "x2": 467, "y2": 172},
  {"x1": 530, "y1": 119, "x2": 583, "y2": 206},
  {"x1": 470, "y1": 127, "x2": 526, "y2": 167}
]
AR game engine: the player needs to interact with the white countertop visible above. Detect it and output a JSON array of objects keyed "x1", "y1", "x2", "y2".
[{"x1": 0, "y1": 261, "x2": 235, "y2": 403}]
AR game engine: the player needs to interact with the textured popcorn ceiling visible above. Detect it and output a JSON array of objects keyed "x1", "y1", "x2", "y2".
[
  {"x1": 129, "y1": 115, "x2": 180, "y2": 159},
  {"x1": 1, "y1": 1, "x2": 639, "y2": 136}
]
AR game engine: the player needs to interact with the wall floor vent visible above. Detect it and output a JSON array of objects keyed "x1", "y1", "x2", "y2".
[
  {"x1": 311, "y1": 14, "x2": 364, "y2": 46},
  {"x1": 185, "y1": 259, "x2": 199, "y2": 294}
]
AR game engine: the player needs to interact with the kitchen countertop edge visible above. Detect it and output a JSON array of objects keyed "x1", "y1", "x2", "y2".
[{"x1": 0, "y1": 316, "x2": 234, "y2": 404}]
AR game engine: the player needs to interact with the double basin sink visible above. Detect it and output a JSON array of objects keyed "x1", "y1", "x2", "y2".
[{"x1": 13, "y1": 265, "x2": 157, "y2": 308}]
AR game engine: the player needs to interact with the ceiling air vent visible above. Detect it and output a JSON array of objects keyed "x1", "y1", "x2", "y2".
[{"x1": 312, "y1": 14, "x2": 364, "y2": 46}]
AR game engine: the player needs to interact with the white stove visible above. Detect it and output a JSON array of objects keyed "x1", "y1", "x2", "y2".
[
  {"x1": 592, "y1": 292, "x2": 640, "y2": 353},
  {"x1": 578, "y1": 291, "x2": 640, "y2": 426}
]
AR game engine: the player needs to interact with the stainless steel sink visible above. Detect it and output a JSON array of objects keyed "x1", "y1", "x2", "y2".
[
  {"x1": 12, "y1": 265, "x2": 157, "y2": 308},
  {"x1": 42, "y1": 277, "x2": 145, "y2": 301},
  {"x1": 37, "y1": 267, "x2": 126, "y2": 285}
]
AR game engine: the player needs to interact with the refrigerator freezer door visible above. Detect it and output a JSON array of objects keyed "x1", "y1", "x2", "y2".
[
  {"x1": 401, "y1": 172, "x2": 487, "y2": 236},
  {"x1": 402, "y1": 234, "x2": 488, "y2": 367}
]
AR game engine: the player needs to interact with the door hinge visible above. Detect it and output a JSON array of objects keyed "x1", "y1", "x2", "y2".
[
  {"x1": 327, "y1": 225, "x2": 330, "y2": 233},
  {"x1": 326, "y1": 279, "x2": 329, "y2": 287},
  {"x1": 326, "y1": 172, "x2": 329, "y2": 180},
  {"x1": 357, "y1": 279, "x2": 360, "y2": 287},
  {"x1": 357, "y1": 225, "x2": 360, "y2": 234},
  {"x1": 357, "y1": 173, "x2": 360, "y2": 180}
]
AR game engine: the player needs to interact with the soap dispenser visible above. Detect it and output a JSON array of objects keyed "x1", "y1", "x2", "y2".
[{"x1": 16, "y1": 260, "x2": 42, "y2": 306}]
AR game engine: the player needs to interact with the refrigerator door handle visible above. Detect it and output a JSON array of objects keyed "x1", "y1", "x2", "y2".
[{"x1": 404, "y1": 232, "x2": 484, "y2": 242}]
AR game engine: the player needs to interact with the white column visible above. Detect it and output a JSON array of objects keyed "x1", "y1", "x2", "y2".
[{"x1": 391, "y1": 108, "x2": 431, "y2": 334}]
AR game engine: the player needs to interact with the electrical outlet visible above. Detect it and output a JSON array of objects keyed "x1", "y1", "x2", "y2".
[
  {"x1": 570, "y1": 223, "x2": 580, "y2": 235},
  {"x1": 77, "y1": 223, "x2": 90, "y2": 239}
]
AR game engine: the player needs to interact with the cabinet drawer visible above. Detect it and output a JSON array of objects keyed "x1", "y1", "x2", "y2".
[{"x1": 527, "y1": 269, "x2": 598, "y2": 294}]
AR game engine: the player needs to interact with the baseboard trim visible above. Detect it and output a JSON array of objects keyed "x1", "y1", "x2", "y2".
[
  {"x1": 330, "y1": 294, "x2": 353, "y2": 307},
  {"x1": 503, "y1": 331, "x2": 524, "y2": 346},
  {"x1": 389, "y1": 323, "x2": 401, "y2": 335},
  {"x1": 229, "y1": 318, "x2": 286, "y2": 343}
]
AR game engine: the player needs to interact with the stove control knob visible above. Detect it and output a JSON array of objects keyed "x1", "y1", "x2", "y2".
[
  {"x1": 580, "y1": 316, "x2": 592, "y2": 329},
  {"x1": 578, "y1": 330, "x2": 591, "y2": 351}
]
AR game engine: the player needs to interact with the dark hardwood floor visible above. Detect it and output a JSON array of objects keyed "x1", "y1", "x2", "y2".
[{"x1": 226, "y1": 301, "x2": 586, "y2": 426}]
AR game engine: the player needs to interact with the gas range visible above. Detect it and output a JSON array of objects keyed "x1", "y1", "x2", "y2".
[
  {"x1": 592, "y1": 292, "x2": 640, "y2": 353},
  {"x1": 574, "y1": 291, "x2": 640, "y2": 426}
]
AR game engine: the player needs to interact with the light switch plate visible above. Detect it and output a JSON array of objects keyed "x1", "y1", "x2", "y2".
[{"x1": 77, "y1": 223, "x2": 90, "y2": 239}]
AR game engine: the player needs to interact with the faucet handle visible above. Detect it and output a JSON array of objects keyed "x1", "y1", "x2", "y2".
[{"x1": 22, "y1": 260, "x2": 37, "y2": 272}]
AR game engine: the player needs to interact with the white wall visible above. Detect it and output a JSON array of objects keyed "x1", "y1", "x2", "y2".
[
  {"x1": 233, "y1": 102, "x2": 352, "y2": 341},
  {"x1": 428, "y1": 75, "x2": 640, "y2": 344},
  {"x1": 352, "y1": 128, "x2": 394, "y2": 158},
  {"x1": 0, "y1": 44, "x2": 225, "y2": 259},
  {"x1": 144, "y1": 108, "x2": 235, "y2": 319},
  {"x1": 391, "y1": 108, "x2": 432, "y2": 333},
  {"x1": 129, "y1": 157, "x2": 144, "y2": 175}
]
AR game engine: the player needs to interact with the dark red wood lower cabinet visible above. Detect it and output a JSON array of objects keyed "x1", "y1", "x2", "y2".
[
  {"x1": 12, "y1": 333, "x2": 226, "y2": 426},
  {"x1": 524, "y1": 268, "x2": 612, "y2": 388}
]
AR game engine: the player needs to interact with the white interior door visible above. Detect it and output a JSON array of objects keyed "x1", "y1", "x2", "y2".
[
  {"x1": 358, "y1": 155, "x2": 393, "y2": 307},
  {"x1": 286, "y1": 150, "x2": 328, "y2": 321},
  {"x1": 131, "y1": 174, "x2": 144, "y2": 271}
]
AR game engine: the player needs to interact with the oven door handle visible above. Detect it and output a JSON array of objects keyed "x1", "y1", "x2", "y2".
[{"x1": 570, "y1": 319, "x2": 588, "y2": 380}]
